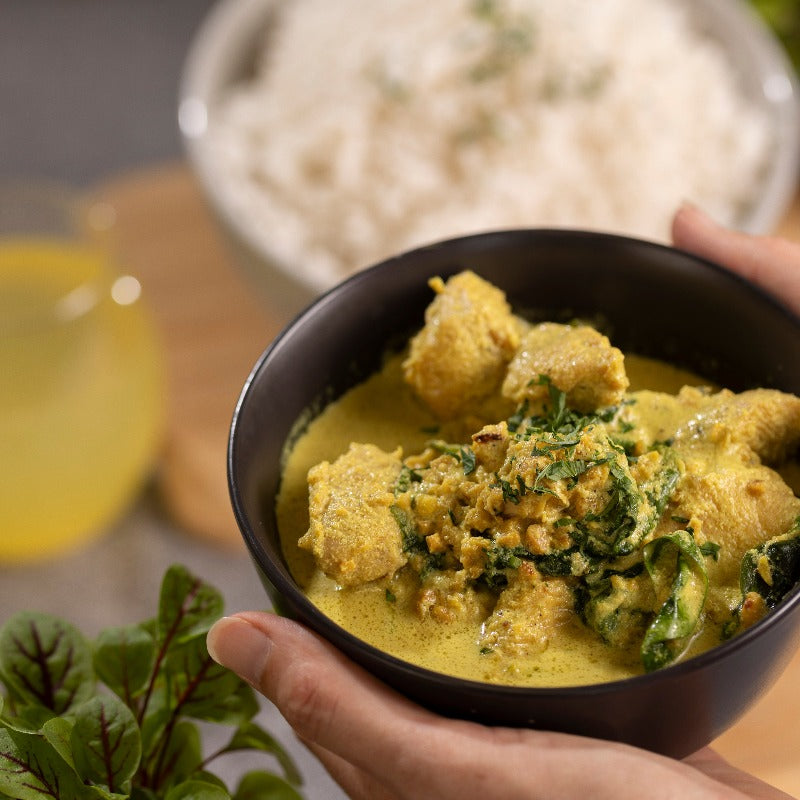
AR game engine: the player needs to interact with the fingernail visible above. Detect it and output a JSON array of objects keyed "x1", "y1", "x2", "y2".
[{"x1": 207, "y1": 615, "x2": 272, "y2": 687}]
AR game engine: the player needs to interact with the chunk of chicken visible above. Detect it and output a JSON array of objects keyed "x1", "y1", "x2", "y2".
[
  {"x1": 674, "y1": 388, "x2": 800, "y2": 465},
  {"x1": 402, "y1": 271, "x2": 520, "y2": 419},
  {"x1": 298, "y1": 443, "x2": 406, "y2": 586},
  {"x1": 502, "y1": 323, "x2": 628, "y2": 413},
  {"x1": 414, "y1": 570, "x2": 492, "y2": 624},
  {"x1": 480, "y1": 564, "x2": 575, "y2": 656},
  {"x1": 671, "y1": 462, "x2": 800, "y2": 586},
  {"x1": 471, "y1": 421, "x2": 511, "y2": 473}
]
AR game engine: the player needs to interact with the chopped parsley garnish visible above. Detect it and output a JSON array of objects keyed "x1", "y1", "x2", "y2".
[
  {"x1": 430, "y1": 440, "x2": 477, "y2": 475},
  {"x1": 395, "y1": 464, "x2": 424, "y2": 494},
  {"x1": 390, "y1": 504, "x2": 445, "y2": 579},
  {"x1": 534, "y1": 456, "x2": 609, "y2": 491},
  {"x1": 479, "y1": 543, "x2": 533, "y2": 590},
  {"x1": 469, "y1": 0, "x2": 534, "y2": 83},
  {"x1": 390, "y1": 504, "x2": 424, "y2": 553},
  {"x1": 495, "y1": 476, "x2": 522, "y2": 504}
]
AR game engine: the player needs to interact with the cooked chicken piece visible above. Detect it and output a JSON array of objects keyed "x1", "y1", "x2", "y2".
[
  {"x1": 671, "y1": 461, "x2": 800, "y2": 586},
  {"x1": 471, "y1": 421, "x2": 511, "y2": 473},
  {"x1": 674, "y1": 388, "x2": 800, "y2": 465},
  {"x1": 415, "y1": 570, "x2": 492, "y2": 624},
  {"x1": 402, "y1": 271, "x2": 520, "y2": 419},
  {"x1": 620, "y1": 389, "x2": 698, "y2": 451},
  {"x1": 298, "y1": 443, "x2": 406, "y2": 586},
  {"x1": 502, "y1": 323, "x2": 628, "y2": 413},
  {"x1": 480, "y1": 564, "x2": 575, "y2": 656}
]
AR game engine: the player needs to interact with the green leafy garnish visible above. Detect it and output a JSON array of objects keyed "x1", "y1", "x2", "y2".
[
  {"x1": 740, "y1": 516, "x2": 800, "y2": 608},
  {"x1": 390, "y1": 504, "x2": 423, "y2": 554},
  {"x1": 494, "y1": 475, "x2": 522, "y2": 504},
  {"x1": 641, "y1": 530, "x2": 709, "y2": 672},
  {"x1": 0, "y1": 565, "x2": 303, "y2": 799},
  {"x1": 468, "y1": 0, "x2": 534, "y2": 83},
  {"x1": 578, "y1": 562, "x2": 648, "y2": 648},
  {"x1": 698, "y1": 541, "x2": 721, "y2": 561},
  {"x1": 534, "y1": 456, "x2": 607, "y2": 492},
  {"x1": 391, "y1": 504, "x2": 445, "y2": 579},
  {"x1": 429, "y1": 441, "x2": 477, "y2": 475},
  {"x1": 479, "y1": 544, "x2": 531, "y2": 591},
  {"x1": 581, "y1": 460, "x2": 643, "y2": 557},
  {"x1": 395, "y1": 464, "x2": 423, "y2": 494}
]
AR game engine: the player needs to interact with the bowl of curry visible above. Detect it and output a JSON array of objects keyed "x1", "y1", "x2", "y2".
[{"x1": 228, "y1": 229, "x2": 800, "y2": 758}]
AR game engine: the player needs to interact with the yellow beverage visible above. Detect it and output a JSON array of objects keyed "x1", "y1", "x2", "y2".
[{"x1": 0, "y1": 239, "x2": 164, "y2": 563}]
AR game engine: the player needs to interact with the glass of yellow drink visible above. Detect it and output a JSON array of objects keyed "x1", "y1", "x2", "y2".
[{"x1": 0, "y1": 184, "x2": 164, "y2": 563}]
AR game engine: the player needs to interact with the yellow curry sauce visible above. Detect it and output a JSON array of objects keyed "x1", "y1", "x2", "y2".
[{"x1": 276, "y1": 272, "x2": 800, "y2": 687}]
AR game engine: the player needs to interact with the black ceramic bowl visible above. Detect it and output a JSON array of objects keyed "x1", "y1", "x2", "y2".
[{"x1": 228, "y1": 229, "x2": 800, "y2": 758}]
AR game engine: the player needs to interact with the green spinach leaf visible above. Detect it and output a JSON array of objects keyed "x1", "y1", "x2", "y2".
[
  {"x1": 641, "y1": 530, "x2": 709, "y2": 671},
  {"x1": 740, "y1": 517, "x2": 800, "y2": 608}
]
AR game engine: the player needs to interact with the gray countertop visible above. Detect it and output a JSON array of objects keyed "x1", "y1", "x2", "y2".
[
  {"x1": 1, "y1": 0, "x2": 214, "y2": 185},
  {"x1": 0, "y1": 2, "x2": 344, "y2": 796}
]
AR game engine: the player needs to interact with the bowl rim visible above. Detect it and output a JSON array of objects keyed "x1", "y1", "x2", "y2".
[
  {"x1": 228, "y1": 226, "x2": 800, "y2": 696},
  {"x1": 180, "y1": 0, "x2": 800, "y2": 300}
]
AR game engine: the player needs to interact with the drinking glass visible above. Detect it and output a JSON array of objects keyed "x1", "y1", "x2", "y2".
[{"x1": 0, "y1": 183, "x2": 164, "y2": 563}]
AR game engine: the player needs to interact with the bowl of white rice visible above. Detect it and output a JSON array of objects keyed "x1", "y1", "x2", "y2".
[{"x1": 179, "y1": 0, "x2": 800, "y2": 320}]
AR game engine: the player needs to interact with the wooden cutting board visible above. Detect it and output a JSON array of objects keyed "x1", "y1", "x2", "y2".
[{"x1": 93, "y1": 163, "x2": 800, "y2": 795}]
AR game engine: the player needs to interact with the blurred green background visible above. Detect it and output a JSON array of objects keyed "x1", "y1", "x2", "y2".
[{"x1": 751, "y1": 0, "x2": 800, "y2": 72}]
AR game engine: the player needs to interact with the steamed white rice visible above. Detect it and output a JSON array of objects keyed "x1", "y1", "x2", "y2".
[{"x1": 206, "y1": 0, "x2": 772, "y2": 289}]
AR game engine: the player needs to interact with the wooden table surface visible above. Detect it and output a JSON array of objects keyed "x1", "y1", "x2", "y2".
[{"x1": 93, "y1": 163, "x2": 800, "y2": 797}]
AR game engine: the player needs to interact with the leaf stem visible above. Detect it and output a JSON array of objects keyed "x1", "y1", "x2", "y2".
[
  {"x1": 150, "y1": 655, "x2": 214, "y2": 791},
  {"x1": 136, "y1": 580, "x2": 202, "y2": 727}
]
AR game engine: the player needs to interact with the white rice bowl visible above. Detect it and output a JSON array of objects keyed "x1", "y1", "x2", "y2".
[{"x1": 186, "y1": 0, "x2": 799, "y2": 296}]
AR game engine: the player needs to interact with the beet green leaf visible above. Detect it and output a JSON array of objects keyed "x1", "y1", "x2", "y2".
[{"x1": 0, "y1": 613, "x2": 94, "y2": 718}]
